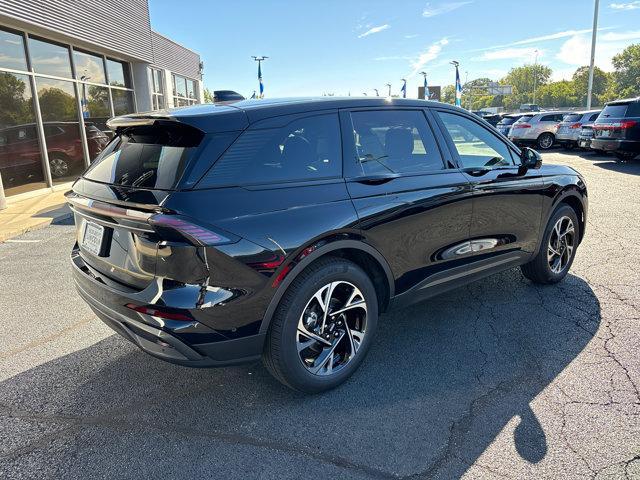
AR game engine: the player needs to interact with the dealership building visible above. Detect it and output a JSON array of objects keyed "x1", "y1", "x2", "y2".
[{"x1": 0, "y1": 0, "x2": 203, "y2": 204}]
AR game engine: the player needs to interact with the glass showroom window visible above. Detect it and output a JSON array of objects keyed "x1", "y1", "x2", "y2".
[
  {"x1": 0, "y1": 29, "x2": 47, "y2": 195},
  {"x1": 0, "y1": 27, "x2": 138, "y2": 198},
  {"x1": 172, "y1": 73, "x2": 198, "y2": 106},
  {"x1": 151, "y1": 68, "x2": 165, "y2": 110}
]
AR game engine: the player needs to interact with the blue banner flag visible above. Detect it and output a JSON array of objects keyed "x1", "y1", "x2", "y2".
[
  {"x1": 424, "y1": 75, "x2": 430, "y2": 99},
  {"x1": 400, "y1": 79, "x2": 407, "y2": 98},
  {"x1": 258, "y1": 62, "x2": 264, "y2": 98},
  {"x1": 455, "y1": 66, "x2": 462, "y2": 106}
]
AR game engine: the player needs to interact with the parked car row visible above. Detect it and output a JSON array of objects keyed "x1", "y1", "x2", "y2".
[{"x1": 477, "y1": 97, "x2": 640, "y2": 161}]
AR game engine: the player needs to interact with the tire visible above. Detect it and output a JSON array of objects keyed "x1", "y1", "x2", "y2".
[
  {"x1": 537, "y1": 132, "x2": 555, "y2": 150},
  {"x1": 263, "y1": 257, "x2": 378, "y2": 393},
  {"x1": 48, "y1": 153, "x2": 71, "y2": 178},
  {"x1": 521, "y1": 205, "x2": 580, "y2": 284},
  {"x1": 615, "y1": 151, "x2": 637, "y2": 162}
]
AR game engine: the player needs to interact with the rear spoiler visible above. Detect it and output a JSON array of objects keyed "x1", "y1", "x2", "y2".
[{"x1": 105, "y1": 114, "x2": 176, "y2": 131}]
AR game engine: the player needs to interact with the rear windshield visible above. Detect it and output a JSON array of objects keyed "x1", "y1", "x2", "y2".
[
  {"x1": 515, "y1": 115, "x2": 534, "y2": 123},
  {"x1": 498, "y1": 117, "x2": 519, "y2": 125},
  {"x1": 600, "y1": 104, "x2": 628, "y2": 119},
  {"x1": 563, "y1": 114, "x2": 582, "y2": 122},
  {"x1": 83, "y1": 123, "x2": 204, "y2": 190}
]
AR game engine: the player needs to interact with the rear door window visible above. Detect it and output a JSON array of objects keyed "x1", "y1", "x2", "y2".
[
  {"x1": 348, "y1": 110, "x2": 444, "y2": 175},
  {"x1": 83, "y1": 123, "x2": 204, "y2": 190},
  {"x1": 540, "y1": 114, "x2": 557, "y2": 122},
  {"x1": 589, "y1": 113, "x2": 600, "y2": 122},
  {"x1": 563, "y1": 114, "x2": 582, "y2": 122},
  {"x1": 437, "y1": 111, "x2": 515, "y2": 169},
  {"x1": 600, "y1": 104, "x2": 628, "y2": 119},
  {"x1": 201, "y1": 113, "x2": 341, "y2": 187}
]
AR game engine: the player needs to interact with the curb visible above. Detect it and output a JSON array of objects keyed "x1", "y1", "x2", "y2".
[{"x1": 0, "y1": 210, "x2": 73, "y2": 243}]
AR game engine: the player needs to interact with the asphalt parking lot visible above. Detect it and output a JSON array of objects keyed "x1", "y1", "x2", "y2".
[{"x1": 1, "y1": 150, "x2": 639, "y2": 480}]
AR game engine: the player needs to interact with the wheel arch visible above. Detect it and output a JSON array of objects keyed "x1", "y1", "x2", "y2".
[
  {"x1": 550, "y1": 188, "x2": 587, "y2": 244},
  {"x1": 259, "y1": 240, "x2": 395, "y2": 335}
]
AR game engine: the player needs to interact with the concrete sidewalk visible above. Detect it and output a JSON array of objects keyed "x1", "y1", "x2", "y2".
[{"x1": 0, "y1": 190, "x2": 71, "y2": 242}]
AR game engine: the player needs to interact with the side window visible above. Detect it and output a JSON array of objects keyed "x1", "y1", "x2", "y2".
[
  {"x1": 437, "y1": 111, "x2": 515, "y2": 169},
  {"x1": 589, "y1": 113, "x2": 599, "y2": 122},
  {"x1": 204, "y1": 113, "x2": 341, "y2": 186},
  {"x1": 540, "y1": 114, "x2": 555, "y2": 122},
  {"x1": 349, "y1": 110, "x2": 443, "y2": 175}
]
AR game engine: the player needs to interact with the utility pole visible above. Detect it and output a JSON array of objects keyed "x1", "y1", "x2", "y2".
[
  {"x1": 587, "y1": 0, "x2": 600, "y2": 109},
  {"x1": 533, "y1": 49, "x2": 539, "y2": 105},
  {"x1": 251, "y1": 56, "x2": 268, "y2": 98},
  {"x1": 385, "y1": 83, "x2": 392, "y2": 97}
]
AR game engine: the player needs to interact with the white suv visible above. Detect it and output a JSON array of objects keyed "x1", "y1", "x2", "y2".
[{"x1": 508, "y1": 111, "x2": 570, "y2": 150}]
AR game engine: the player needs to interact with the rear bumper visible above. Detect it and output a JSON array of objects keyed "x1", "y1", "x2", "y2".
[
  {"x1": 578, "y1": 137, "x2": 593, "y2": 148},
  {"x1": 591, "y1": 138, "x2": 640, "y2": 154},
  {"x1": 72, "y1": 248, "x2": 264, "y2": 367},
  {"x1": 556, "y1": 132, "x2": 579, "y2": 143}
]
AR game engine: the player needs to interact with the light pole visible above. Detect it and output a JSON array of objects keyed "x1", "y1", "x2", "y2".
[
  {"x1": 419, "y1": 71, "x2": 428, "y2": 99},
  {"x1": 587, "y1": 0, "x2": 600, "y2": 109},
  {"x1": 385, "y1": 83, "x2": 392, "y2": 97},
  {"x1": 251, "y1": 56, "x2": 268, "y2": 98},
  {"x1": 450, "y1": 61, "x2": 461, "y2": 106},
  {"x1": 533, "y1": 49, "x2": 539, "y2": 105}
]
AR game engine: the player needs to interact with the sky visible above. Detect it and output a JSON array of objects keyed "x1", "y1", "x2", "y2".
[{"x1": 148, "y1": 0, "x2": 640, "y2": 99}]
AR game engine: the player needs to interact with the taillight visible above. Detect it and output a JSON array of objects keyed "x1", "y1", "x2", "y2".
[
  {"x1": 125, "y1": 303, "x2": 193, "y2": 322},
  {"x1": 570, "y1": 122, "x2": 582, "y2": 129},
  {"x1": 148, "y1": 214, "x2": 238, "y2": 246},
  {"x1": 513, "y1": 123, "x2": 531, "y2": 129},
  {"x1": 596, "y1": 120, "x2": 638, "y2": 130}
]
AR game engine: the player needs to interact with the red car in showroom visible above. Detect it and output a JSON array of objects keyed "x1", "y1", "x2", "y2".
[{"x1": 0, "y1": 121, "x2": 108, "y2": 184}]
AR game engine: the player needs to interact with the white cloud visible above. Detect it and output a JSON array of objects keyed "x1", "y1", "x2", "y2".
[
  {"x1": 404, "y1": 34, "x2": 420, "y2": 39},
  {"x1": 358, "y1": 24, "x2": 390, "y2": 38},
  {"x1": 410, "y1": 38, "x2": 449, "y2": 75},
  {"x1": 600, "y1": 30, "x2": 640, "y2": 41},
  {"x1": 422, "y1": 1, "x2": 472, "y2": 18},
  {"x1": 374, "y1": 55, "x2": 412, "y2": 61},
  {"x1": 610, "y1": 1, "x2": 640, "y2": 10},
  {"x1": 555, "y1": 33, "x2": 636, "y2": 71},
  {"x1": 477, "y1": 47, "x2": 542, "y2": 61}
]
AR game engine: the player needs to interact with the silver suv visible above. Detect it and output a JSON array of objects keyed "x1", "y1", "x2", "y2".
[
  {"x1": 508, "y1": 111, "x2": 570, "y2": 150},
  {"x1": 556, "y1": 110, "x2": 601, "y2": 149}
]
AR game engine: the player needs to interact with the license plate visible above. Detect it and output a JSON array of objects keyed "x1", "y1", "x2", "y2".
[
  {"x1": 82, "y1": 221, "x2": 105, "y2": 256},
  {"x1": 601, "y1": 129, "x2": 611, "y2": 137},
  {"x1": 579, "y1": 140, "x2": 588, "y2": 147}
]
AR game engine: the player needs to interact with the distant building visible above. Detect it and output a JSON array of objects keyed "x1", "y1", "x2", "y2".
[{"x1": 0, "y1": 0, "x2": 203, "y2": 201}]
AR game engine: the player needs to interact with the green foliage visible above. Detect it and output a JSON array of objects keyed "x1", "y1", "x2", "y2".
[
  {"x1": 38, "y1": 87, "x2": 76, "y2": 121},
  {"x1": 611, "y1": 43, "x2": 640, "y2": 99},
  {"x1": 0, "y1": 73, "x2": 33, "y2": 127},
  {"x1": 500, "y1": 64, "x2": 552, "y2": 110},
  {"x1": 572, "y1": 66, "x2": 608, "y2": 106},
  {"x1": 441, "y1": 84, "x2": 455, "y2": 104},
  {"x1": 203, "y1": 87, "x2": 214, "y2": 103}
]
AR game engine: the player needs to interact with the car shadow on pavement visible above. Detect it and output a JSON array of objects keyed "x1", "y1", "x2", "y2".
[
  {"x1": 0, "y1": 269, "x2": 600, "y2": 479},
  {"x1": 591, "y1": 159, "x2": 640, "y2": 176}
]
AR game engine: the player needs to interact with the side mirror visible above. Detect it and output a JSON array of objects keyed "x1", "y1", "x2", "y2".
[{"x1": 521, "y1": 147, "x2": 542, "y2": 169}]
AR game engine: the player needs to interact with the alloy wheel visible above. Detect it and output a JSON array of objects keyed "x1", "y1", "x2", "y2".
[
  {"x1": 539, "y1": 134, "x2": 554, "y2": 150},
  {"x1": 297, "y1": 281, "x2": 367, "y2": 376},
  {"x1": 49, "y1": 157, "x2": 69, "y2": 178},
  {"x1": 547, "y1": 216, "x2": 575, "y2": 274}
]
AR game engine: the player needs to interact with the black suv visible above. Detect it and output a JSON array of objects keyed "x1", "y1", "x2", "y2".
[
  {"x1": 67, "y1": 98, "x2": 587, "y2": 393},
  {"x1": 591, "y1": 97, "x2": 640, "y2": 161}
]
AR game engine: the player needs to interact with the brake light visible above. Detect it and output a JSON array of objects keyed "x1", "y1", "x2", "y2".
[
  {"x1": 125, "y1": 303, "x2": 192, "y2": 322},
  {"x1": 513, "y1": 123, "x2": 531, "y2": 129},
  {"x1": 148, "y1": 214, "x2": 236, "y2": 246},
  {"x1": 597, "y1": 120, "x2": 638, "y2": 130},
  {"x1": 570, "y1": 122, "x2": 582, "y2": 129}
]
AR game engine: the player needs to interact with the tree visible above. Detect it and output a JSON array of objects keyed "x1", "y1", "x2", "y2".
[
  {"x1": 500, "y1": 64, "x2": 552, "y2": 110},
  {"x1": 38, "y1": 87, "x2": 76, "y2": 121},
  {"x1": 0, "y1": 72, "x2": 33, "y2": 127},
  {"x1": 203, "y1": 87, "x2": 214, "y2": 103},
  {"x1": 611, "y1": 43, "x2": 640, "y2": 99},
  {"x1": 536, "y1": 80, "x2": 579, "y2": 108},
  {"x1": 441, "y1": 84, "x2": 455, "y2": 104},
  {"x1": 572, "y1": 66, "x2": 608, "y2": 107}
]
